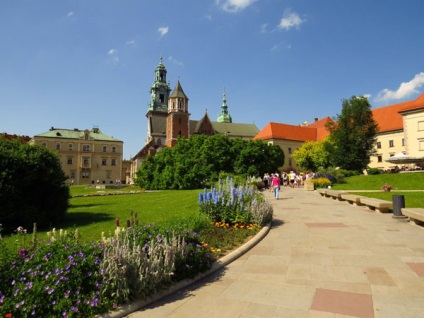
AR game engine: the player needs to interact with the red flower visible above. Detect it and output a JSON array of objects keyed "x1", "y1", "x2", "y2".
[{"x1": 115, "y1": 218, "x2": 119, "y2": 227}]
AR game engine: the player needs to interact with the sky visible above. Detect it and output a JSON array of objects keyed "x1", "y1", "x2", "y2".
[{"x1": 1, "y1": 0, "x2": 423, "y2": 160}]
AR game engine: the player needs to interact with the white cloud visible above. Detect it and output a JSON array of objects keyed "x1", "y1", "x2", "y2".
[
  {"x1": 168, "y1": 56, "x2": 183, "y2": 67},
  {"x1": 126, "y1": 40, "x2": 135, "y2": 45},
  {"x1": 219, "y1": 0, "x2": 257, "y2": 13},
  {"x1": 375, "y1": 72, "x2": 424, "y2": 103},
  {"x1": 107, "y1": 49, "x2": 119, "y2": 64},
  {"x1": 67, "y1": 11, "x2": 74, "y2": 17},
  {"x1": 158, "y1": 26, "x2": 169, "y2": 37},
  {"x1": 278, "y1": 10, "x2": 305, "y2": 30}
]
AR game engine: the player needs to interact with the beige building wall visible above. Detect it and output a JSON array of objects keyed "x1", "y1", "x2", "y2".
[
  {"x1": 31, "y1": 129, "x2": 123, "y2": 185},
  {"x1": 369, "y1": 130, "x2": 405, "y2": 170},
  {"x1": 267, "y1": 139, "x2": 304, "y2": 172},
  {"x1": 402, "y1": 109, "x2": 424, "y2": 157}
]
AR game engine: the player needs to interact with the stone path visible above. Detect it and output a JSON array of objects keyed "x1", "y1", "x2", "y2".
[{"x1": 123, "y1": 187, "x2": 424, "y2": 318}]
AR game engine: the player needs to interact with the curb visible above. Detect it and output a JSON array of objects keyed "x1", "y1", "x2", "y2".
[{"x1": 99, "y1": 221, "x2": 272, "y2": 318}]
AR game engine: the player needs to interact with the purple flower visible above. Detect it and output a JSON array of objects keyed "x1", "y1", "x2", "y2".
[{"x1": 48, "y1": 288, "x2": 54, "y2": 295}]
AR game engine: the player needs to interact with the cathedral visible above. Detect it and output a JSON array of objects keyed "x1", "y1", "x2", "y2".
[{"x1": 130, "y1": 58, "x2": 260, "y2": 176}]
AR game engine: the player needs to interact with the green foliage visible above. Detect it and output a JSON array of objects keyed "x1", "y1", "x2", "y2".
[
  {"x1": 292, "y1": 138, "x2": 333, "y2": 171},
  {"x1": 316, "y1": 167, "x2": 360, "y2": 184},
  {"x1": 135, "y1": 135, "x2": 284, "y2": 190},
  {"x1": 311, "y1": 178, "x2": 331, "y2": 189},
  {"x1": 0, "y1": 138, "x2": 69, "y2": 232},
  {"x1": 367, "y1": 168, "x2": 381, "y2": 175},
  {"x1": 326, "y1": 96, "x2": 378, "y2": 172}
]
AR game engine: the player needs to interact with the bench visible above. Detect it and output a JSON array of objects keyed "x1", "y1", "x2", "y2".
[
  {"x1": 360, "y1": 198, "x2": 393, "y2": 213},
  {"x1": 326, "y1": 190, "x2": 348, "y2": 200},
  {"x1": 340, "y1": 194, "x2": 366, "y2": 206},
  {"x1": 401, "y1": 208, "x2": 424, "y2": 224},
  {"x1": 317, "y1": 189, "x2": 327, "y2": 196}
]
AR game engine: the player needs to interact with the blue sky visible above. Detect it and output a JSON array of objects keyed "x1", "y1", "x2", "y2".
[{"x1": 1, "y1": 0, "x2": 423, "y2": 159}]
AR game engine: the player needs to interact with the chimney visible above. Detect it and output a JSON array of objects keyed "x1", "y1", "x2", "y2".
[{"x1": 314, "y1": 118, "x2": 318, "y2": 122}]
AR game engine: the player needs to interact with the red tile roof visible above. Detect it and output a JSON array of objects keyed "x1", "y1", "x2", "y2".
[
  {"x1": 254, "y1": 122, "x2": 317, "y2": 142},
  {"x1": 254, "y1": 117, "x2": 332, "y2": 142},
  {"x1": 372, "y1": 93, "x2": 424, "y2": 132}
]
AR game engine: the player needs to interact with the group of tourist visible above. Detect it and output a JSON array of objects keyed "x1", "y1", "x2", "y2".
[{"x1": 263, "y1": 171, "x2": 316, "y2": 200}]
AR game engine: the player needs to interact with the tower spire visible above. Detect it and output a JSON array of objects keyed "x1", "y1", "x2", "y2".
[{"x1": 217, "y1": 88, "x2": 232, "y2": 123}]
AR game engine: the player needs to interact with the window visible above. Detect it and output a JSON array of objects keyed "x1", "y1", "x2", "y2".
[
  {"x1": 102, "y1": 146, "x2": 107, "y2": 152},
  {"x1": 42, "y1": 142, "x2": 47, "y2": 147},
  {"x1": 178, "y1": 100, "x2": 182, "y2": 109},
  {"x1": 377, "y1": 155, "x2": 382, "y2": 163},
  {"x1": 68, "y1": 143, "x2": 73, "y2": 151},
  {"x1": 83, "y1": 145, "x2": 90, "y2": 152},
  {"x1": 112, "y1": 146, "x2": 116, "y2": 153},
  {"x1": 389, "y1": 140, "x2": 394, "y2": 147},
  {"x1": 102, "y1": 159, "x2": 107, "y2": 166},
  {"x1": 70, "y1": 171, "x2": 76, "y2": 178},
  {"x1": 56, "y1": 143, "x2": 61, "y2": 150},
  {"x1": 160, "y1": 94, "x2": 164, "y2": 103},
  {"x1": 83, "y1": 157, "x2": 90, "y2": 166},
  {"x1": 288, "y1": 159, "x2": 292, "y2": 166},
  {"x1": 111, "y1": 159, "x2": 116, "y2": 166},
  {"x1": 179, "y1": 117, "x2": 182, "y2": 125},
  {"x1": 106, "y1": 170, "x2": 112, "y2": 179},
  {"x1": 288, "y1": 147, "x2": 292, "y2": 154},
  {"x1": 179, "y1": 130, "x2": 182, "y2": 137},
  {"x1": 67, "y1": 157, "x2": 73, "y2": 165},
  {"x1": 376, "y1": 141, "x2": 381, "y2": 149},
  {"x1": 402, "y1": 138, "x2": 405, "y2": 146},
  {"x1": 82, "y1": 171, "x2": 90, "y2": 179},
  {"x1": 172, "y1": 102, "x2": 175, "y2": 109}
]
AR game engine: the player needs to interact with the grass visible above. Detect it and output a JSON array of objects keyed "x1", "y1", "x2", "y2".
[
  {"x1": 1, "y1": 188, "x2": 204, "y2": 251},
  {"x1": 330, "y1": 172, "x2": 424, "y2": 208},
  {"x1": 330, "y1": 172, "x2": 424, "y2": 190}
]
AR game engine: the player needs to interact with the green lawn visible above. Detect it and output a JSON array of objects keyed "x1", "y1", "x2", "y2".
[
  {"x1": 2, "y1": 188, "x2": 204, "y2": 249},
  {"x1": 330, "y1": 172, "x2": 424, "y2": 190},
  {"x1": 330, "y1": 172, "x2": 424, "y2": 208}
]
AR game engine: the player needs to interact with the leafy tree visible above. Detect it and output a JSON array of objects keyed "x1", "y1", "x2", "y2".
[
  {"x1": 135, "y1": 135, "x2": 284, "y2": 190},
  {"x1": 292, "y1": 138, "x2": 333, "y2": 172},
  {"x1": 0, "y1": 138, "x2": 69, "y2": 232},
  {"x1": 326, "y1": 96, "x2": 378, "y2": 172}
]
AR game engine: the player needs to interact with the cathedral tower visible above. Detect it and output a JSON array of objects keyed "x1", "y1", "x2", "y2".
[
  {"x1": 217, "y1": 90, "x2": 232, "y2": 123},
  {"x1": 166, "y1": 80, "x2": 189, "y2": 147},
  {"x1": 146, "y1": 57, "x2": 171, "y2": 145}
]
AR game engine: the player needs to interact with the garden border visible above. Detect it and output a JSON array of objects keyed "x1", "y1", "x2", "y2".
[{"x1": 98, "y1": 220, "x2": 272, "y2": 318}]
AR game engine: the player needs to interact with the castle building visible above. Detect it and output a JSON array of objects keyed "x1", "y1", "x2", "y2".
[
  {"x1": 30, "y1": 127, "x2": 123, "y2": 185},
  {"x1": 255, "y1": 93, "x2": 424, "y2": 172},
  {"x1": 130, "y1": 58, "x2": 259, "y2": 182}
]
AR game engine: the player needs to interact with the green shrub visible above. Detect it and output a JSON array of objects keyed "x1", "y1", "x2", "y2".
[
  {"x1": 367, "y1": 168, "x2": 381, "y2": 175},
  {"x1": 0, "y1": 138, "x2": 69, "y2": 232},
  {"x1": 312, "y1": 177, "x2": 331, "y2": 189}
]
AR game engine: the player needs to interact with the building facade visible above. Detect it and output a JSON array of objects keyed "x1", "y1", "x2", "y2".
[
  {"x1": 369, "y1": 93, "x2": 424, "y2": 170},
  {"x1": 30, "y1": 127, "x2": 123, "y2": 185},
  {"x1": 130, "y1": 59, "x2": 259, "y2": 182}
]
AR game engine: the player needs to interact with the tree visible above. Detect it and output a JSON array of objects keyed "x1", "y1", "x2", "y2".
[
  {"x1": 0, "y1": 138, "x2": 69, "y2": 232},
  {"x1": 292, "y1": 138, "x2": 333, "y2": 172},
  {"x1": 135, "y1": 135, "x2": 284, "y2": 190},
  {"x1": 326, "y1": 96, "x2": 378, "y2": 172}
]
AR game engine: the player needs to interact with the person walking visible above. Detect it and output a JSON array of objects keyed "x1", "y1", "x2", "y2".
[{"x1": 271, "y1": 173, "x2": 281, "y2": 200}]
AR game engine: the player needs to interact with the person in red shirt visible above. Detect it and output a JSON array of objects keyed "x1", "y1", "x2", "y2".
[{"x1": 271, "y1": 173, "x2": 281, "y2": 200}]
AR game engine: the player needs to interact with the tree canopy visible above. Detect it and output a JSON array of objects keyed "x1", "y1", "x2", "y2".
[
  {"x1": 0, "y1": 138, "x2": 69, "y2": 232},
  {"x1": 292, "y1": 138, "x2": 333, "y2": 172},
  {"x1": 326, "y1": 96, "x2": 378, "y2": 172},
  {"x1": 135, "y1": 134, "x2": 284, "y2": 189}
]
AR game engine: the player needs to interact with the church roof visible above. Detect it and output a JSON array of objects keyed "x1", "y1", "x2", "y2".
[
  {"x1": 34, "y1": 127, "x2": 122, "y2": 142},
  {"x1": 211, "y1": 122, "x2": 259, "y2": 138},
  {"x1": 169, "y1": 80, "x2": 188, "y2": 99},
  {"x1": 189, "y1": 119, "x2": 259, "y2": 139}
]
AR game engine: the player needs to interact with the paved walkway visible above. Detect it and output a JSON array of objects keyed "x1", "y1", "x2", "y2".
[{"x1": 125, "y1": 187, "x2": 424, "y2": 318}]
